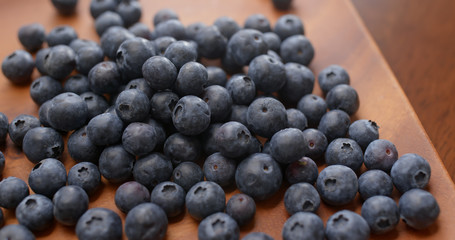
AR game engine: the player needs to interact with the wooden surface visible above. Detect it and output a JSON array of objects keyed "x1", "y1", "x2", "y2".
[
  {"x1": 352, "y1": 0, "x2": 455, "y2": 182},
  {"x1": 0, "y1": 0, "x2": 454, "y2": 239}
]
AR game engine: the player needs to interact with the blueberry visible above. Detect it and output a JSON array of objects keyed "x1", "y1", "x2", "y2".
[
  {"x1": 206, "y1": 66, "x2": 227, "y2": 87},
  {"x1": 272, "y1": 0, "x2": 292, "y2": 10},
  {"x1": 270, "y1": 128, "x2": 307, "y2": 165},
  {"x1": 150, "y1": 90, "x2": 179, "y2": 123},
  {"x1": 274, "y1": 14, "x2": 305, "y2": 40},
  {"x1": 115, "y1": 181, "x2": 150, "y2": 213},
  {"x1": 153, "y1": 36, "x2": 176, "y2": 56},
  {"x1": 285, "y1": 156, "x2": 318, "y2": 185},
  {"x1": 247, "y1": 97, "x2": 287, "y2": 138},
  {"x1": 68, "y1": 162, "x2": 101, "y2": 196},
  {"x1": 172, "y1": 95, "x2": 211, "y2": 135},
  {"x1": 125, "y1": 78, "x2": 154, "y2": 98},
  {"x1": 116, "y1": 0, "x2": 142, "y2": 27},
  {"x1": 116, "y1": 37, "x2": 155, "y2": 81},
  {"x1": 122, "y1": 122, "x2": 157, "y2": 156},
  {"x1": 80, "y1": 92, "x2": 110, "y2": 120},
  {"x1": 47, "y1": 92, "x2": 88, "y2": 131},
  {"x1": 316, "y1": 165, "x2": 358, "y2": 206},
  {"x1": 215, "y1": 121, "x2": 252, "y2": 159},
  {"x1": 69, "y1": 38, "x2": 100, "y2": 53},
  {"x1": 99, "y1": 144, "x2": 134, "y2": 183},
  {"x1": 154, "y1": 19, "x2": 186, "y2": 40},
  {"x1": 348, "y1": 119, "x2": 379, "y2": 150},
  {"x1": 326, "y1": 84, "x2": 360, "y2": 115},
  {"x1": 18, "y1": 23, "x2": 46, "y2": 52},
  {"x1": 128, "y1": 22, "x2": 152, "y2": 40},
  {"x1": 172, "y1": 161, "x2": 204, "y2": 192},
  {"x1": 125, "y1": 203, "x2": 168, "y2": 240},
  {"x1": 43, "y1": 45, "x2": 76, "y2": 80},
  {"x1": 243, "y1": 232, "x2": 273, "y2": 240},
  {"x1": 153, "y1": 8, "x2": 179, "y2": 26},
  {"x1": 195, "y1": 25, "x2": 227, "y2": 59},
  {"x1": 198, "y1": 212, "x2": 239, "y2": 240},
  {"x1": 95, "y1": 11, "x2": 124, "y2": 37},
  {"x1": 213, "y1": 16, "x2": 240, "y2": 39},
  {"x1": 164, "y1": 40, "x2": 198, "y2": 70},
  {"x1": 46, "y1": 25, "x2": 78, "y2": 46},
  {"x1": 361, "y1": 195, "x2": 399, "y2": 234},
  {"x1": 1, "y1": 50, "x2": 34, "y2": 85},
  {"x1": 227, "y1": 29, "x2": 268, "y2": 66},
  {"x1": 235, "y1": 153, "x2": 283, "y2": 201},
  {"x1": 100, "y1": 26, "x2": 135, "y2": 60},
  {"x1": 358, "y1": 170, "x2": 393, "y2": 200},
  {"x1": 263, "y1": 32, "x2": 281, "y2": 52},
  {"x1": 133, "y1": 153, "x2": 173, "y2": 190},
  {"x1": 63, "y1": 74, "x2": 91, "y2": 94},
  {"x1": 38, "y1": 101, "x2": 52, "y2": 127},
  {"x1": 30, "y1": 76, "x2": 64, "y2": 106},
  {"x1": 0, "y1": 177, "x2": 30, "y2": 209},
  {"x1": 53, "y1": 185, "x2": 89, "y2": 226},
  {"x1": 35, "y1": 48, "x2": 50, "y2": 75},
  {"x1": 248, "y1": 54, "x2": 286, "y2": 93},
  {"x1": 203, "y1": 152, "x2": 237, "y2": 187},
  {"x1": 286, "y1": 108, "x2": 308, "y2": 131},
  {"x1": 282, "y1": 212, "x2": 324, "y2": 240},
  {"x1": 150, "y1": 181, "x2": 185, "y2": 218},
  {"x1": 164, "y1": 132, "x2": 202, "y2": 165},
  {"x1": 0, "y1": 152, "x2": 4, "y2": 177},
  {"x1": 226, "y1": 75, "x2": 256, "y2": 105},
  {"x1": 229, "y1": 104, "x2": 249, "y2": 127},
  {"x1": 16, "y1": 194, "x2": 54, "y2": 232},
  {"x1": 76, "y1": 208, "x2": 122, "y2": 240},
  {"x1": 0, "y1": 112, "x2": 7, "y2": 144},
  {"x1": 184, "y1": 22, "x2": 206, "y2": 41},
  {"x1": 199, "y1": 123, "x2": 222, "y2": 155},
  {"x1": 22, "y1": 127, "x2": 64, "y2": 164},
  {"x1": 280, "y1": 35, "x2": 314, "y2": 66},
  {"x1": 390, "y1": 153, "x2": 431, "y2": 193},
  {"x1": 88, "y1": 61, "x2": 123, "y2": 95},
  {"x1": 318, "y1": 64, "x2": 350, "y2": 94},
  {"x1": 318, "y1": 110, "x2": 350, "y2": 142},
  {"x1": 142, "y1": 56, "x2": 177, "y2": 91},
  {"x1": 398, "y1": 189, "x2": 440, "y2": 230},
  {"x1": 115, "y1": 89, "x2": 150, "y2": 123},
  {"x1": 325, "y1": 138, "x2": 363, "y2": 171},
  {"x1": 284, "y1": 182, "x2": 320, "y2": 215},
  {"x1": 279, "y1": 63, "x2": 315, "y2": 104},
  {"x1": 364, "y1": 139, "x2": 398, "y2": 172},
  {"x1": 186, "y1": 181, "x2": 225, "y2": 220},
  {"x1": 145, "y1": 118, "x2": 167, "y2": 149},
  {"x1": 244, "y1": 14, "x2": 272, "y2": 33},
  {"x1": 297, "y1": 94, "x2": 327, "y2": 127},
  {"x1": 175, "y1": 61, "x2": 208, "y2": 96},
  {"x1": 51, "y1": 0, "x2": 78, "y2": 15},
  {"x1": 325, "y1": 210, "x2": 370, "y2": 240},
  {"x1": 8, "y1": 114, "x2": 41, "y2": 147},
  {"x1": 0, "y1": 224, "x2": 35, "y2": 240},
  {"x1": 87, "y1": 112, "x2": 124, "y2": 146},
  {"x1": 226, "y1": 193, "x2": 256, "y2": 227},
  {"x1": 89, "y1": 0, "x2": 117, "y2": 19},
  {"x1": 28, "y1": 158, "x2": 67, "y2": 198}
]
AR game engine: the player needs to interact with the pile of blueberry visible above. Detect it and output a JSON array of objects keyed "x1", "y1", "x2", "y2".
[{"x1": 0, "y1": 0, "x2": 440, "y2": 240}]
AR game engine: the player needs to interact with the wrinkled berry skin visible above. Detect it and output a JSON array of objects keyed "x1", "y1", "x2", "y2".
[
  {"x1": 133, "y1": 153, "x2": 173, "y2": 190},
  {"x1": 361, "y1": 196, "x2": 399, "y2": 234},
  {"x1": 358, "y1": 170, "x2": 393, "y2": 200},
  {"x1": 270, "y1": 128, "x2": 307, "y2": 165},
  {"x1": 284, "y1": 182, "x2": 320, "y2": 215},
  {"x1": 198, "y1": 212, "x2": 239, "y2": 240},
  {"x1": 247, "y1": 97, "x2": 287, "y2": 138},
  {"x1": 115, "y1": 89, "x2": 151, "y2": 124},
  {"x1": 186, "y1": 181, "x2": 226, "y2": 221},
  {"x1": 318, "y1": 64, "x2": 350, "y2": 94},
  {"x1": 47, "y1": 92, "x2": 88, "y2": 132},
  {"x1": 18, "y1": 23, "x2": 46, "y2": 52},
  {"x1": 115, "y1": 181, "x2": 150, "y2": 213},
  {"x1": 326, "y1": 84, "x2": 360, "y2": 115},
  {"x1": 151, "y1": 181, "x2": 185, "y2": 218},
  {"x1": 318, "y1": 110, "x2": 351, "y2": 142},
  {"x1": 348, "y1": 119, "x2": 379, "y2": 150},
  {"x1": 116, "y1": 37, "x2": 155, "y2": 81},
  {"x1": 53, "y1": 185, "x2": 89, "y2": 226},
  {"x1": 390, "y1": 153, "x2": 431, "y2": 193},
  {"x1": 226, "y1": 193, "x2": 256, "y2": 227},
  {"x1": 1, "y1": 50, "x2": 34, "y2": 85},
  {"x1": 364, "y1": 139, "x2": 398, "y2": 172},
  {"x1": 99, "y1": 144, "x2": 135, "y2": 183},
  {"x1": 16, "y1": 194, "x2": 54, "y2": 232},
  {"x1": 325, "y1": 210, "x2": 370, "y2": 240},
  {"x1": 0, "y1": 177, "x2": 30, "y2": 209},
  {"x1": 325, "y1": 138, "x2": 364, "y2": 171},
  {"x1": 76, "y1": 208, "x2": 122, "y2": 240},
  {"x1": 282, "y1": 212, "x2": 324, "y2": 240},
  {"x1": 215, "y1": 121, "x2": 252, "y2": 159},
  {"x1": 8, "y1": 114, "x2": 41, "y2": 147},
  {"x1": 143, "y1": 56, "x2": 177, "y2": 91},
  {"x1": 0, "y1": 224, "x2": 35, "y2": 240},
  {"x1": 398, "y1": 189, "x2": 440, "y2": 230},
  {"x1": 87, "y1": 112, "x2": 124, "y2": 146},
  {"x1": 280, "y1": 35, "x2": 314, "y2": 66},
  {"x1": 203, "y1": 152, "x2": 237, "y2": 187},
  {"x1": 301, "y1": 128, "x2": 328, "y2": 160},
  {"x1": 285, "y1": 156, "x2": 318, "y2": 185},
  {"x1": 248, "y1": 54, "x2": 286, "y2": 93},
  {"x1": 297, "y1": 94, "x2": 327, "y2": 127},
  {"x1": 68, "y1": 162, "x2": 101, "y2": 196},
  {"x1": 125, "y1": 203, "x2": 168, "y2": 240},
  {"x1": 316, "y1": 165, "x2": 358, "y2": 206},
  {"x1": 235, "y1": 153, "x2": 283, "y2": 201},
  {"x1": 22, "y1": 127, "x2": 64, "y2": 164},
  {"x1": 172, "y1": 95, "x2": 211, "y2": 136},
  {"x1": 172, "y1": 162, "x2": 204, "y2": 192},
  {"x1": 28, "y1": 158, "x2": 67, "y2": 198},
  {"x1": 227, "y1": 29, "x2": 268, "y2": 66}
]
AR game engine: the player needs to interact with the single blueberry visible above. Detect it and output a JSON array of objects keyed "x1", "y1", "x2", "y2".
[
  {"x1": 282, "y1": 212, "x2": 324, "y2": 240},
  {"x1": 286, "y1": 108, "x2": 308, "y2": 131},
  {"x1": 76, "y1": 208, "x2": 122, "y2": 240},
  {"x1": 68, "y1": 162, "x2": 101, "y2": 196},
  {"x1": 227, "y1": 29, "x2": 268, "y2": 66},
  {"x1": 270, "y1": 128, "x2": 307, "y2": 165},
  {"x1": 122, "y1": 122, "x2": 157, "y2": 156},
  {"x1": 150, "y1": 181, "x2": 185, "y2": 218},
  {"x1": 172, "y1": 161, "x2": 204, "y2": 192},
  {"x1": 46, "y1": 25, "x2": 78, "y2": 46},
  {"x1": 153, "y1": 8, "x2": 179, "y2": 26},
  {"x1": 154, "y1": 19, "x2": 186, "y2": 40},
  {"x1": 53, "y1": 185, "x2": 89, "y2": 226},
  {"x1": 274, "y1": 14, "x2": 305, "y2": 40},
  {"x1": 279, "y1": 63, "x2": 315, "y2": 104},
  {"x1": 215, "y1": 121, "x2": 252, "y2": 159},
  {"x1": 316, "y1": 165, "x2": 358, "y2": 206},
  {"x1": 247, "y1": 97, "x2": 287, "y2": 138},
  {"x1": 63, "y1": 74, "x2": 91, "y2": 94},
  {"x1": 285, "y1": 156, "x2": 318, "y2": 185},
  {"x1": 358, "y1": 170, "x2": 393, "y2": 200},
  {"x1": 296, "y1": 94, "x2": 327, "y2": 127},
  {"x1": 214, "y1": 16, "x2": 240, "y2": 40},
  {"x1": 398, "y1": 189, "x2": 440, "y2": 230},
  {"x1": 172, "y1": 95, "x2": 211, "y2": 136},
  {"x1": 115, "y1": 89, "x2": 151, "y2": 124},
  {"x1": 195, "y1": 25, "x2": 227, "y2": 59},
  {"x1": 263, "y1": 32, "x2": 281, "y2": 52},
  {"x1": 318, "y1": 110, "x2": 350, "y2": 142},
  {"x1": 248, "y1": 54, "x2": 286, "y2": 93},
  {"x1": 361, "y1": 195, "x2": 399, "y2": 234},
  {"x1": 22, "y1": 127, "x2": 64, "y2": 164},
  {"x1": 164, "y1": 40, "x2": 198, "y2": 69},
  {"x1": 16, "y1": 194, "x2": 54, "y2": 232},
  {"x1": 318, "y1": 64, "x2": 350, "y2": 95},
  {"x1": 90, "y1": 0, "x2": 117, "y2": 19},
  {"x1": 326, "y1": 84, "x2": 360, "y2": 115},
  {"x1": 325, "y1": 138, "x2": 364, "y2": 171},
  {"x1": 99, "y1": 144, "x2": 135, "y2": 183},
  {"x1": 8, "y1": 114, "x2": 41, "y2": 147},
  {"x1": 284, "y1": 182, "x2": 320, "y2": 215},
  {"x1": 116, "y1": 37, "x2": 155, "y2": 81},
  {"x1": 100, "y1": 26, "x2": 135, "y2": 60},
  {"x1": 133, "y1": 152, "x2": 173, "y2": 190},
  {"x1": 0, "y1": 177, "x2": 30, "y2": 209},
  {"x1": 203, "y1": 152, "x2": 237, "y2": 187},
  {"x1": 128, "y1": 22, "x2": 152, "y2": 40},
  {"x1": 18, "y1": 23, "x2": 46, "y2": 52},
  {"x1": 47, "y1": 92, "x2": 89, "y2": 131},
  {"x1": 226, "y1": 75, "x2": 256, "y2": 105},
  {"x1": 28, "y1": 158, "x2": 67, "y2": 198},
  {"x1": 1, "y1": 50, "x2": 35, "y2": 85},
  {"x1": 325, "y1": 210, "x2": 370, "y2": 240},
  {"x1": 43, "y1": 45, "x2": 76, "y2": 80},
  {"x1": 116, "y1": 0, "x2": 142, "y2": 27},
  {"x1": 51, "y1": 0, "x2": 78, "y2": 15},
  {"x1": 87, "y1": 112, "x2": 124, "y2": 146},
  {"x1": 115, "y1": 181, "x2": 151, "y2": 213},
  {"x1": 174, "y1": 61, "x2": 208, "y2": 97},
  {"x1": 125, "y1": 203, "x2": 168, "y2": 240},
  {"x1": 348, "y1": 119, "x2": 379, "y2": 150},
  {"x1": 198, "y1": 212, "x2": 239, "y2": 240},
  {"x1": 390, "y1": 153, "x2": 431, "y2": 193},
  {"x1": 280, "y1": 35, "x2": 314, "y2": 66},
  {"x1": 364, "y1": 139, "x2": 398, "y2": 172},
  {"x1": 226, "y1": 193, "x2": 256, "y2": 227},
  {"x1": 186, "y1": 181, "x2": 226, "y2": 221},
  {"x1": 0, "y1": 224, "x2": 35, "y2": 240}
]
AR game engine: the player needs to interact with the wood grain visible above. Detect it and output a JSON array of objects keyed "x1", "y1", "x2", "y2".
[
  {"x1": 0, "y1": 0, "x2": 454, "y2": 239},
  {"x1": 352, "y1": 0, "x2": 455, "y2": 182}
]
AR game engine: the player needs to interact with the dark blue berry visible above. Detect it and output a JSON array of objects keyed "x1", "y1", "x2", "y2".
[
  {"x1": 44, "y1": 45, "x2": 76, "y2": 80},
  {"x1": 76, "y1": 45, "x2": 105, "y2": 75},
  {"x1": 263, "y1": 32, "x2": 281, "y2": 52},
  {"x1": 248, "y1": 54, "x2": 286, "y2": 93},
  {"x1": 203, "y1": 152, "x2": 237, "y2": 187},
  {"x1": 318, "y1": 64, "x2": 350, "y2": 94},
  {"x1": 282, "y1": 212, "x2": 324, "y2": 240},
  {"x1": 115, "y1": 181, "x2": 150, "y2": 213},
  {"x1": 95, "y1": 11, "x2": 124, "y2": 36},
  {"x1": 154, "y1": 19, "x2": 186, "y2": 40},
  {"x1": 53, "y1": 185, "x2": 89, "y2": 226},
  {"x1": 270, "y1": 128, "x2": 307, "y2": 164},
  {"x1": 398, "y1": 189, "x2": 439, "y2": 230},
  {"x1": 68, "y1": 162, "x2": 101, "y2": 196},
  {"x1": 297, "y1": 94, "x2": 327, "y2": 127},
  {"x1": 172, "y1": 95, "x2": 211, "y2": 135},
  {"x1": 186, "y1": 181, "x2": 225, "y2": 220},
  {"x1": 133, "y1": 152, "x2": 173, "y2": 190},
  {"x1": 125, "y1": 203, "x2": 168, "y2": 240},
  {"x1": 46, "y1": 25, "x2": 78, "y2": 46},
  {"x1": 35, "y1": 47, "x2": 50, "y2": 75},
  {"x1": 247, "y1": 97, "x2": 287, "y2": 138},
  {"x1": 122, "y1": 122, "x2": 157, "y2": 156},
  {"x1": 0, "y1": 224, "x2": 35, "y2": 240},
  {"x1": 143, "y1": 56, "x2": 177, "y2": 91},
  {"x1": 318, "y1": 110, "x2": 350, "y2": 142},
  {"x1": 115, "y1": 89, "x2": 150, "y2": 124},
  {"x1": 244, "y1": 14, "x2": 271, "y2": 33},
  {"x1": 116, "y1": 37, "x2": 155, "y2": 81},
  {"x1": 87, "y1": 112, "x2": 124, "y2": 146},
  {"x1": 164, "y1": 132, "x2": 202, "y2": 165},
  {"x1": 361, "y1": 195, "x2": 399, "y2": 234},
  {"x1": 302, "y1": 128, "x2": 328, "y2": 160},
  {"x1": 213, "y1": 16, "x2": 240, "y2": 39},
  {"x1": 99, "y1": 144, "x2": 134, "y2": 183},
  {"x1": 226, "y1": 193, "x2": 256, "y2": 227},
  {"x1": 280, "y1": 35, "x2": 314, "y2": 66},
  {"x1": 348, "y1": 119, "x2": 379, "y2": 150},
  {"x1": 390, "y1": 153, "x2": 431, "y2": 193},
  {"x1": 229, "y1": 105, "x2": 248, "y2": 127},
  {"x1": 0, "y1": 112, "x2": 7, "y2": 144},
  {"x1": 285, "y1": 156, "x2": 318, "y2": 185},
  {"x1": 227, "y1": 29, "x2": 268, "y2": 66},
  {"x1": 326, "y1": 84, "x2": 359, "y2": 115},
  {"x1": 16, "y1": 194, "x2": 54, "y2": 232},
  {"x1": 316, "y1": 165, "x2": 358, "y2": 206},
  {"x1": 184, "y1": 22, "x2": 206, "y2": 41},
  {"x1": 90, "y1": 0, "x2": 117, "y2": 19},
  {"x1": 22, "y1": 127, "x2": 64, "y2": 164},
  {"x1": 88, "y1": 61, "x2": 122, "y2": 94},
  {"x1": 30, "y1": 74, "x2": 64, "y2": 106},
  {"x1": 150, "y1": 181, "x2": 185, "y2": 218},
  {"x1": 80, "y1": 92, "x2": 110, "y2": 120},
  {"x1": 175, "y1": 61, "x2": 208, "y2": 96},
  {"x1": 153, "y1": 8, "x2": 179, "y2": 26},
  {"x1": 116, "y1": 0, "x2": 142, "y2": 27},
  {"x1": 274, "y1": 14, "x2": 304, "y2": 40},
  {"x1": 243, "y1": 232, "x2": 274, "y2": 240},
  {"x1": 153, "y1": 36, "x2": 177, "y2": 56},
  {"x1": 100, "y1": 26, "x2": 135, "y2": 60},
  {"x1": 150, "y1": 90, "x2": 179, "y2": 123},
  {"x1": 198, "y1": 212, "x2": 239, "y2": 240},
  {"x1": 279, "y1": 63, "x2": 314, "y2": 104},
  {"x1": 358, "y1": 170, "x2": 393, "y2": 200},
  {"x1": 0, "y1": 177, "x2": 30, "y2": 209},
  {"x1": 272, "y1": 0, "x2": 292, "y2": 10},
  {"x1": 76, "y1": 208, "x2": 122, "y2": 240},
  {"x1": 63, "y1": 74, "x2": 91, "y2": 94},
  {"x1": 325, "y1": 138, "x2": 363, "y2": 171},
  {"x1": 51, "y1": 0, "x2": 78, "y2": 15},
  {"x1": 226, "y1": 75, "x2": 256, "y2": 105},
  {"x1": 18, "y1": 23, "x2": 46, "y2": 52},
  {"x1": 284, "y1": 182, "x2": 320, "y2": 214},
  {"x1": 364, "y1": 139, "x2": 398, "y2": 172},
  {"x1": 1, "y1": 50, "x2": 34, "y2": 85},
  {"x1": 325, "y1": 210, "x2": 370, "y2": 240},
  {"x1": 128, "y1": 22, "x2": 152, "y2": 40},
  {"x1": 172, "y1": 161, "x2": 204, "y2": 192},
  {"x1": 195, "y1": 26, "x2": 227, "y2": 59},
  {"x1": 8, "y1": 114, "x2": 40, "y2": 147},
  {"x1": 206, "y1": 66, "x2": 227, "y2": 87},
  {"x1": 28, "y1": 158, "x2": 67, "y2": 198},
  {"x1": 215, "y1": 121, "x2": 252, "y2": 159},
  {"x1": 286, "y1": 108, "x2": 308, "y2": 131},
  {"x1": 47, "y1": 92, "x2": 88, "y2": 131},
  {"x1": 164, "y1": 40, "x2": 198, "y2": 69}
]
